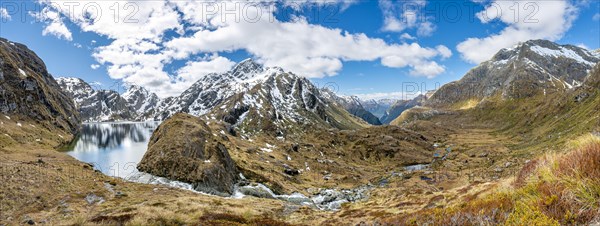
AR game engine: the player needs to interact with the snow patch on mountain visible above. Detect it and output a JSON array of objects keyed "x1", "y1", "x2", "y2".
[{"x1": 530, "y1": 45, "x2": 596, "y2": 66}]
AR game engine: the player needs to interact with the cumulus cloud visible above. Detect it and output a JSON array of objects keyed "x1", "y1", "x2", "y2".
[
  {"x1": 176, "y1": 54, "x2": 236, "y2": 82},
  {"x1": 436, "y1": 45, "x2": 452, "y2": 59},
  {"x1": 400, "y1": 33, "x2": 416, "y2": 40},
  {"x1": 283, "y1": 0, "x2": 358, "y2": 11},
  {"x1": 165, "y1": 16, "x2": 449, "y2": 78},
  {"x1": 594, "y1": 13, "x2": 600, "y2": 21},
  {"x1": 37, "y1": 0, "x2": 449, "y2": 97},
  {"x1": 31, "y1": 7, "x2": 73, "y2": 41},
  {"x1": 0, "y1": 7, "x2": 11, "y2": 20},
  {"x1": 379, "y1": 0, "x2": 436, "y2": 36},
  {"x1": 457, "y1": 0, "x2": 579, "y2": 64},
  {"x1": 90, "y1": 64, "x2": 100, "y2": 70}
]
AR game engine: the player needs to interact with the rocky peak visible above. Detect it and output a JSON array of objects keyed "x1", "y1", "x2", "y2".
[
  {"x1": 123, "y1": 85, "x2": 161, "y2": 115},
  {"x1": 56, "y1": 77, "x2": 94, "y2": 95},
  {"x1": 231, "y1": 58, "x2": 264, "y2": 79},
  {"x1": 123, "y1": 84, "x2": 159, "y2": 103},
  {"x1": 493, "y1": 39, "x2": 598, "y2": 67}
]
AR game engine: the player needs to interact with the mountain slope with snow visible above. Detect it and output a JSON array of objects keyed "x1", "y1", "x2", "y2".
[
  {"x1": 57, "y1": 78, "x2": 160, "y2": 122},
  {"x1": 360, "y1": 99, "x2": 397, "y2": 119},
  {"x1": 427, "y1": 40, "x2": 600, "y2": 107},
  {"x1": 202, "y1": 63, "x2": 369, "y2": 138},
  {"x1": 153, "y1": 59, "x2": 372, "y2": 131},
  {"x1": 321, "y1": 90, "x2": 382, "y2": 125},
  {"x1": 153, "y1": 59, "x2": 269, "y2": 120},
  {"x1": 380, "y1": 95, "x2": 428, "y2": 124},
  {"x1": 123, "y1": 85, "x2": 161, "y2": 117}
]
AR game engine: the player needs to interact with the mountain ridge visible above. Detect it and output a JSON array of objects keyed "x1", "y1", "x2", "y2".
[{"x1": 426, "y1": 39, "x2": 600, "y2": 107}]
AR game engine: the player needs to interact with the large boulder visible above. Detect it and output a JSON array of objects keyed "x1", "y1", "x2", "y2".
[{"x1": 137, "y1": 113, "x2": 240, "y2": 196}]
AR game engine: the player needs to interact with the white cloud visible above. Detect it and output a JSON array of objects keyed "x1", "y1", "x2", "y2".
[
  {"x1": 400, "y1": 33, "x2": 416, "y2": 40},
  {"x1": 30, "y1": 8, "x2": 72, "y2": 41},
  {"x1": 38, "y1": 0, "x2": 449, "y2": 97},
  {"x1": 576, "y1": 43, "x2": 589, "y2": 49},
  {"x1": 594, "y1": 13, "x2": 600, "y2": 21},
  {"x1": 457, "y1": 0, "x2": 579, "y2": 64},
  {"x1": 166, "y1": 17, "x2": 449, "y2": 78},
  {"x1": 90, "y1": 64, "x2": 100, "y2": 70},
  {"x1": 436, "y1": 45, "x2": 452, "y2": 59},
  {"x1": 379, "y1": 0, "x2": 436, "y2": 36},
  {"x1": 0, "y1": 7, "x2": 11, "y2": 20},
  {"x1": 409, "y1": 61, "x2": 445, "y2": 78},
  {"x1": 176, "y1": 54, "x2": 236, "y2": 82},
  {"x1": 416, "y1": 21, "x2": 435, "y2": 37},
  {"x1": 283, "y1": 0, "x2": 358, "y2": 11}
]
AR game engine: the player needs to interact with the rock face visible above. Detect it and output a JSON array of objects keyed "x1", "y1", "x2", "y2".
[
  {"x1": 380, "y1": 95, "x2": 428, "y2": 124},
  {"x1": 0, "y1": 38, "x2": 80, "y2": 134},
  {"x1": 137, "y1": 113, "x2": 240, "y2": 196},
  {"x1": 321, "y1": 89, "x2": 382, "y2": 125},
  {"x1": 585, "y1": 64, "x2": 600, "y2": 87},
  {"x1": 427, "y1": 40, "x2": 600, "y2": 107},
  {"x1": 57, "y1": 78, "x2": 160, "y2": 122},
  {"x1": 122, "y1": 85, "x2": 160, "y2": 117}
]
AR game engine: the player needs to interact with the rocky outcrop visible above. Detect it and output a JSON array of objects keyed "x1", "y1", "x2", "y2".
[
  {"x1": 0, "y1": 38, "x2": 80, "y2": 134},
  {"x1": 137, "y1": 113, "x2": 240, "y2": 196}
]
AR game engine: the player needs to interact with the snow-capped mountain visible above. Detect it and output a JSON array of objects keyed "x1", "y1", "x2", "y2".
[
  {"x1": 359, "y1": 99, "x2": 397, "y2": 119},
  {"x1": 321, "y1": 90, "x2": 382, "y2": 125},
  {"x1": 379, "y1": 95, "x2": 428, "y2": 124},
  {"x1": 153, "y1": 59, "x2": 270, "y2": 120},
  {"x1": 427, "y1": 40, "x2": 600, "y2": 106},
  {"x1": 152, "y1": 59, "x2": 371, "y2": 130},
  {"x1": 123, "y1": 85, "x2": 160, "y2": 116},
  {"x1": 57, "y1": 78, "x2": 154, "y2": 122},
  {"x1": 205, "y1": 65, "x2": 369, "y2": 137}
]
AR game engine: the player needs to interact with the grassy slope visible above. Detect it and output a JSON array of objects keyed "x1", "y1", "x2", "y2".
[
  {"x1": 371, "y1": 65, "x2": 600, "y2": 225},
  {"x1": 0, "y1": 116, "x2": 308, "y2": 225},
  {"x1": 379, "y1": 133, "x2": 600, "y2": 225}
]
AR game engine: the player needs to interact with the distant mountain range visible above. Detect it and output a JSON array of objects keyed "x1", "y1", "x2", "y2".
[
  {"x1": 56, "y1": 59, "x2": 379, "y2": 128},
  {"x1": 55, "y1": 40, "x2": 600, "y2": 128}
]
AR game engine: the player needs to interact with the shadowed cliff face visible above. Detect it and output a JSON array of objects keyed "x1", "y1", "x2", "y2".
[{"x1": 0, "y1": 38, "x2": 80, "y2": 135}]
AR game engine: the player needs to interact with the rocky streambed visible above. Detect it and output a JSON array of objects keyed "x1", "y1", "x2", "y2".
[
  {"x1": 127, "y1": 171, "x2": 372, "y2": 211},
  {"x1": 233, "y1": 180, "x2": 372, "y2": 210}
]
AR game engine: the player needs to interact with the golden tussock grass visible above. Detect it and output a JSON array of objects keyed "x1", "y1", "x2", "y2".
[{"x1": 380, "y1": 133, "x2": 600, "y2": 225}]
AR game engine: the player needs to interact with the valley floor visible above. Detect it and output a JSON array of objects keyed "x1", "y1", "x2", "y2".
[{"x1": 1, "y1": 113, "x2": 599, "y2": 225}]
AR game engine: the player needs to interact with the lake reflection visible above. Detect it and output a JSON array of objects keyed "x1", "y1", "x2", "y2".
[{"x1": 65, "y1": 122, "x2": 160, "y2": 178}]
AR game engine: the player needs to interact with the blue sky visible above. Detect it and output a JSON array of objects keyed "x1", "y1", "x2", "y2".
[{"x1": 0, "y1": 0, "x2": 598, "y2": 99}]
